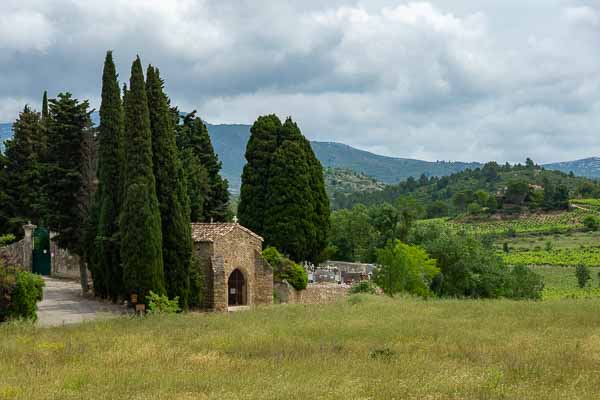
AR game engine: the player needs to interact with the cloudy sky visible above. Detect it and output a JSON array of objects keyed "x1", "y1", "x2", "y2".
[{"x1": 1, "y1": 0, "x2": 600, "y2": 163}]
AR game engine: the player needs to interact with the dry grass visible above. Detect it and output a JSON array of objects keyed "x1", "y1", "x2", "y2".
[{"x1": 2, "y1": 296, "x2": 600, "y2": 399}]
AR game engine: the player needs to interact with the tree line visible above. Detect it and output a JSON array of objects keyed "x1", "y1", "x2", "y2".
[{"x1": 0, "y1": 51, "x2": 330, "y2": 306}]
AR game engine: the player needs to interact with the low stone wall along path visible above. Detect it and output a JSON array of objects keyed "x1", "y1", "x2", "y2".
[{"x1": 37, "y1": 277, "x2": 127, "y2": 327}]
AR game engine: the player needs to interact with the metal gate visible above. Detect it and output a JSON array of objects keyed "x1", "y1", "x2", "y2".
[{"x1": 32, "y1": 227, "x2": 51, "y2": 276}]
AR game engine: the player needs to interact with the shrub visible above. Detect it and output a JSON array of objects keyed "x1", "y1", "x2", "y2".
[
  {"x1": 506, "y1": 265, "x2": 544, "y2": 300},
  {"x1": 373, "y1": 241, "x2": 439, "y2": 297},
  {"x1": 583, "y1": 216, "x2": 600, "y2": 232},
  {"x1": 0, "y1": 234, "x2": 16, "y2": 247},
  {"x1": 0, "y1": 263, "x2": 45, "y2": 322},
  {"x1": 350, "y1": 281, "x2": 377, "y2": 295},
  {"x1": 262, "y1": 247, "x2": 308, "y2": 290},
  {"x1": 146, "y1": 291, "x2": 181, "y2": 314},
  {"x1": 545, "y1": 241, "x2": 553, "y2": 251},
  {"x1": 503, "y1": 242, "x2": 510, "y2": 253},
  {"x1": 576, "y1": 265, "x2": 591, "y2": 289}
]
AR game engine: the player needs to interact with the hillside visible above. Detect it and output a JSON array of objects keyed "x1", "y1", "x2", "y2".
[
  {"x1": 324, "y1": 167, "x2": 385, "y2": 198},
  {"x1": 544, "y1": 157, "x2": 600, "y2": 178},
  {"x1": 333, "y1": 162, "x2": 600, "y2": 211}
]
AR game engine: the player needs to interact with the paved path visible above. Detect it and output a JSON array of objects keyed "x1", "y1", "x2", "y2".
[{"x1": 37, "y1": 277, "x2": 127, "y2": 327}]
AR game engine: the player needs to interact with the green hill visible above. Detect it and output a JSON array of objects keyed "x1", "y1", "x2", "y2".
[{"x1": 333, "y1": 162, "x2": 600, "y2": 213}]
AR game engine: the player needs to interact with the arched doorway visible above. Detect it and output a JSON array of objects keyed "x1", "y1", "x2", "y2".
[{"x1": 228, "y1": 269, "x2": 247, "y2": 306}]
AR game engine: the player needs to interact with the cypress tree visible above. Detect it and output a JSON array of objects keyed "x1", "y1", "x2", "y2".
[
  {"x1": 238, "y1": 114, "x2": 281, "y2": 234},
  {"x1": 146, "y1": 65, "x2": 192, "y2": 307},
  {"x1": 46, "y1": 93, "x2": 92, "y2": 290},
  {"x1": 299, "y1": 131, "x2": 330, "y2": 262},
  {"x1": 120, "y1": 56, "x2": 165, "y2": 300},
  {"x1": 94, "y1": 51, "x2": 125, "y2": 299},
  {"x1": 239, "y1": 115, "x2": 330, "y2": 262},
  {"x1": 41, "y1": 91, "x2": 49, "y2": 124},
  {"x1": 263, "y1": 136, "x2": 315, "y2": 261},
  {"x1": 177, "y1": 112, "x2": 230, "y2": 221}
]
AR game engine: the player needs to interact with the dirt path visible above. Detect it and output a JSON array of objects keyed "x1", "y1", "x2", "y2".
[{"x1": 37, "y1": 277, "x2": 127, "y2": 327}]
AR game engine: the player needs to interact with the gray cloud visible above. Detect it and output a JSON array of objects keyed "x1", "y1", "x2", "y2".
[{"x1": 1, "y1": 0, "x2": 600, "y2": 164}]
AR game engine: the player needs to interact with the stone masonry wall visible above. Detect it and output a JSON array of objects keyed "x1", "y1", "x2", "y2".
[
  {"x1": 274, "y1": 282, "x2": 350, "y2": 305},
  {"x1": 213, "y1": 228, "x2": 272, "y2": 309},
  {"x1": 51, "y1": 242, "x2": 87, "y2": 280},
  {"x1": 0, "y1": 240, "x2": 25, "y2": 267}
]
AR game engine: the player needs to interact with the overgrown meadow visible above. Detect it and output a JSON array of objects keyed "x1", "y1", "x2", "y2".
[{"x1": 3, "y1": 296, "x2": 600, "y2": 399}]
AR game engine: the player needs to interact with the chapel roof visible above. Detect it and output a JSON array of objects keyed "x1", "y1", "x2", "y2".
[{"x1": 190, "y1": 223, "x2": 263, "y2": 243}]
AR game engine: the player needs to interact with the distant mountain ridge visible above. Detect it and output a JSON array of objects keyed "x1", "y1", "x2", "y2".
[{"x1": 2, "y1": 120, "x2": 599, "y2": 188}]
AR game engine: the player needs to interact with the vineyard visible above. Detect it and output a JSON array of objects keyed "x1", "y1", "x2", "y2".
[
  {"x1": 421, "y1": 208, "x2": 593, "y2": 236},
  {"x1": 503, "y1": 248, "x2": 600, "y2": 268},
  {"x1": 532, "y1": 266, "x2": 600, "y2": 299}
]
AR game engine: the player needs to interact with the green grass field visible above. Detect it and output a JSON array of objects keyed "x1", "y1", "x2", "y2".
[{"x1": 3, "y1": 296, "x2": 600, "y2": 399}]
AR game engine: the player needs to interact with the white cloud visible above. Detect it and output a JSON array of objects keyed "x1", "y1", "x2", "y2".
[{"x1": 1, "y1": 0, "x2": 600, "y2": 164}]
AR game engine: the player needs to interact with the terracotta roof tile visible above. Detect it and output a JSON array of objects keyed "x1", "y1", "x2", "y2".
[{"x1": 190, "y1": 223, "x2": 263, "y2": 243}]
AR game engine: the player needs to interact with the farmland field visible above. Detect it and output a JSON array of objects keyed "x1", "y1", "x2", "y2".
[
  {"x1": 3, "y1": 296, "x2": 600, "y2": 399},
  {"x1": 532, "y1": 266, "x2": 600, "y2": 299}
]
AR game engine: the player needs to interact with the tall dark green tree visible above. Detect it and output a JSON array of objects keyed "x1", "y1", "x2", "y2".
[
  {"x1": 146, "y1": 65, "x2": 192, "y2": 307},
  {"x1": 94, "y1": 51, "x2": 125, "y2": 299},
  {"x1": 3, "y1": 106, "x2": 46, "y2": 233},
  {"x1": 263, "y1": 136, "x2": 315, "y2": 261},
  {"x1": 238, "y1": 114, "x2": 281, "y2": 234},
  {"x1": 176, "y1": 112, "x2": 229, "y2": 221},
  {"x1": 120, "y1": 57, "x2": 165, "y2": 299},
  {"x1": 46, "y1": 93, "x2": 92, "y2": 290},
  {"x1": 239, "y1": 115, "x2": 330, "y2": 262},
  {"x1": 41, "y1": 91, "x2": 49, "y2": 124}
]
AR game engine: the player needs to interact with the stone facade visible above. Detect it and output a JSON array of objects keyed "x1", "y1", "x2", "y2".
[
  {"x1": 192, "y1": 223, "x2": 273, "y2": 311},
  {"x1": 274, "y1": 282, "x2": 350, "y2": 304}
]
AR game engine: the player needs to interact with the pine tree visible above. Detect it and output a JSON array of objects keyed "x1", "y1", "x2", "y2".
[
  {"x1": 3, "y1": 106, "x2": 46, "y2": 232},
  {"x1": 146, "y1": 65, "x2": 192, "y2": 307},
  {"x1": 94, "y1": 51, "x2": 125, "y2": 299},
  {"x1": 176, "y1": 112, "x2": 230, "y2": 221},
  {"x1": 46, "y1": 93, "x2": 92, "y2": 290},
  {"x1": 238, "y1": 114, "x2": 281, "y2": 234},
  {"x1": 120, "y1": 57, "x2": 165, "y2": 300}
]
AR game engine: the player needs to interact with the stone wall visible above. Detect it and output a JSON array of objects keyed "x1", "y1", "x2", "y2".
[
  {"x1": 50, "y1": 242, "x2": 86, "y2": 280},
  {"x1": 274, "y1": 282, "x2": 350, "y2": 305},
  {"x1": 0, "y1": 240, "x2": 25, "y2": 267}
]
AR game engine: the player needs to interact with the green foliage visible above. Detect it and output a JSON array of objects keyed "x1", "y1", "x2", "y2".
[
  {"x1": 176, "y1": 112, "x2": 229, "y2": 222},
  {"x1": 147, "y1": 66, "x2": 192, "y2": 309},
  {"x1": 505, "y1": 179, "x2": 529, "y2": 205},
  {"x1": 505, "y1": 265, "x2": 544, "y2": 300},
  {"x1": 262, "y1": 247, "x2": 308, "y2": 291},
  {"x1": 0, "y1": 264, "x2": 44, "y2": 322},
  {"x1": 145, "y1": 291, "x2": 181, "y2": 314},
  {"x1": 238, "y1": 114, "x2": 281, "y2": 235},
  {"x1": 349, "y1": 280, "x2": 377, "y2": 295},
  {"x1": 373, "y1": 241, "x2": 439, "y2": 297},
  {"x1": 120, "y1": 57, "x2": 165, "y2": 300},
  {"x1": 329, "y1": 204, "x2": 377, "y2": 262},
  {"x1": 0, "y1": 234, "x2": 16, "y2": 247},
  {"x1": 46, "y1": 93, "x2": 92, "y2": 255},
  {"x1": 575, "y1": 265, "x2": 591, "y2": 288},
  {"x1": 582, "y1": 215, "x2": 600, "y2": 231},
  {"x1": 412, "y1": 223, "x2": 509, "y2": 298},
  {"x1": 241, "y1": 115, "x2": 329, "y2": 262},
  {"x1": 2, "y1": 105, "x2": 47, "y2": 234},
  {"x1": 188, "y1": 255, "x2": 205, "y2": 309},
  {"x1": 94, "y1": 51, "x2": 125, "y2": 300}
]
